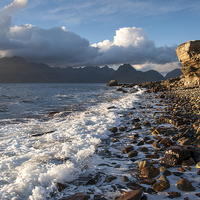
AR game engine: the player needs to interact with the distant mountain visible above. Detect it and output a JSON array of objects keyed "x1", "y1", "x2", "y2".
[
  {"x1": 165, "y1": 68, "x2": 182, "y2": 79},
  {"x1": 0, "y1": 57, "x2": 167, "y2": 83},
  {"x1": 109, "y1": 63, "x2": 165, "y2": 84}
]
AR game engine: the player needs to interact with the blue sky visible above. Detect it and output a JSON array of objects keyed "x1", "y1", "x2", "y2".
[{"x1": 0, "y1": 0, "x2": 199, "y2": 74}]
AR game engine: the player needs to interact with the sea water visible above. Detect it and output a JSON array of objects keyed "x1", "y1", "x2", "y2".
[{"x1": 0, "y1": 83, "x2": 144, "y2": 199}]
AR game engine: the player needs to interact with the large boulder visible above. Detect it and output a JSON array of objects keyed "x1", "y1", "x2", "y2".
[
  {"x1": 106, "y1": 80, "x2": 118, "y2": 86},
  {"x1": 176, "y1": 40, "x2": 200, "y2": 87},
  {"x1": 161, "y1": 146, "x2": 192, "y2": 166}
]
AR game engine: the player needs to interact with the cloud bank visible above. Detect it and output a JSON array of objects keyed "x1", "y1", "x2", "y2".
[{"x1": 0, "y1": 0, "x2": 179, "y2": 72}]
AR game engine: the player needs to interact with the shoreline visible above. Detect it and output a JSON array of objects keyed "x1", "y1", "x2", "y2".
[{"x1": 60, "y1": 86, "x2": 200, "y2": 200}]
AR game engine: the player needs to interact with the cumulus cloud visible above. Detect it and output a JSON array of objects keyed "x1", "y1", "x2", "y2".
[
  {"x1": 0, "y1": 0, "x2": 178, "y2": 71},
  {"x1": 92, "y1": 27, "x2": 178, "y2": 66}
]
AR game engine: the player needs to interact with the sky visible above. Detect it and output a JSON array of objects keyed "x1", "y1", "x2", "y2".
[{"x1": 0, "y1": 0, "x2": 199, "y2": 75}]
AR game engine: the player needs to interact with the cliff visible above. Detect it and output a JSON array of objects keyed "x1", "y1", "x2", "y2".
[{"x1": 176, "y1": 40, "x2": 200, "y2": 87}]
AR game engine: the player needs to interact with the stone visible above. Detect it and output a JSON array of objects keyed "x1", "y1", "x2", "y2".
[
  {"x1": 119, "y1": 127, "x2": 127, "y2": 131},
  {"x1": 159, "y1": 137, "x2": 173, "y2": 146},
  {"x1": 109, "y1": 127, "x2": 118, "y2": 133},
  {"x1": 134, "y1": 123, "x2": 142, "y2": 130},
  {"x1": 139, "y1": 166, "x2": 160, "y2": 179},
  {"x1": 55, "y1": 182, "x2": 68, "y2": 192},
  {"x1": 176, "y1": 178, "x2": 196, "y2": 191},
  {"x1": 121, "y1": 176, "x2": 129, "y2": 182},
  {"x1": 61, "y1": 193, "x2": 90, "y2": 200},
  {"x1": 196, "y1": 161, "x2": 200, "y2": 168},
  {"x1": 178, "y1": 167, "x2": 186, "y2": 172},
  {"x1": 116, "y1": 190, "x2": 143, "y2": 200},
  {"x1": 167, "y1": 192, "x2": 181, "y2": 198},
  {"x1": 152, "y1": 181, "x2": 170, "y2": 192},
  {"x1": 162, "y1": 170, "x2": 172, "y2": 176},
  {"x1": 127, "y1": 150, "x2": 138, "y2": 158},
  {"x1": 142, "y1": 120, "x2": 151, "y2": 126},
  {"x1": 137, "y1": 140, "x2": 144, "y2": 146},
  {"x1": 152, "y1": 141, "x2": 160, "y2": 148},
  {"x1": 122, "y1": 145, "x2": 134, "y2": 154},
  {"x1": 113, "y1": 138, "x2": 119, "y2": 143},
  {"x1": 137, "y1": 160, "x2": 151, "y2": 170},
  {"x1": 138, "y1": 178, "x2": 157, "y2": 185},
  {"x1": 180, "y1": 139, "x2": 191, "y2": 146},
  {"x1": 106, "y1": 175, "x2": 117, "y2": 183},
  {"x1": 158, "y1": 175, "x2": 169, "y2": 183},
  {"x1": 161, "y1": 146, "x2": 192, "y2": 166},
  {"x1": 139, "y1": 147, "x2": 148, "y2": 152},
  {"x1": 107, "y1": 80, "x2": 118, "y2": 86},
  {"x1": 152, "y1": 128, "x2": 160, "y2": 135}
]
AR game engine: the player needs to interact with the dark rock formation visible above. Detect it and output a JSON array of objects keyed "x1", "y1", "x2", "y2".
[{"x1": 165, "y1": 68, "x2": 182, "y2": 79}]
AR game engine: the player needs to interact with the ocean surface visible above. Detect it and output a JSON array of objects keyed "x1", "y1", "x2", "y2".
[{"x1": 0, "y1": 83, "x2": 144, "y2": 199}]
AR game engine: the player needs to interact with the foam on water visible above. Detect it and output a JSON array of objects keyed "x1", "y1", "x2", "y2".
[{"x1": 0, "y1": 84, "x2": 144, "y2": 199}]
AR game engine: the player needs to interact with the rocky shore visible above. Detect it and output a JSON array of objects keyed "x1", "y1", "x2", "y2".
[{"x1": 59, "y1": 86, "x2": 200, "y2": 200}]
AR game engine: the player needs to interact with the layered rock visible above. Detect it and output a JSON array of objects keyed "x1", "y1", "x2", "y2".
[{"x1": 176, "y1": 40, "x2": 200, "y2": 87}]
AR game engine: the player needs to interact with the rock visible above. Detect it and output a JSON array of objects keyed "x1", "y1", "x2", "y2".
[
  {"x1": 159, "y1": 137, "x2": 173, "y2": 146},
  {"x1": 122, "y1": 145, "x2": 134, "y2": 154},
  {"x1": 178, "y1": 167, "x2": 186, "y2": 172},
  {"x1": 137, "y1": 140, "x2": 144, "y2": 146},
  {"x1": 139, "y1": 147, "x2": 148, "y2": 152},
  {"x1": 106, "y1": 175, "x2": 117, "y2": 183},
  {"x1": 138, "y1": 178, "x2": 157, "y2": 185},
  {"x1": 146, "y1": 188, "x2": 157, "y2": 195},
  {"x1": 55, "y1": 182, "x2": 68, "y2": 192},
  {"x1": 152, "y1": 181, "x2": 170, "y2": 192},
  {"x1": 109, "y1": 127, "x2": 118, "y2": 133},
  {"x1": 167, "y1": 191, "x2": 181, "y2": 198},
  {"x1": 134, "y1": 123, "x2": 142, "y2": 130},
  {"x1": 61, "y1": 193, "x2": 90, "y2": 200},
  {"x1": 142, "y1": 120, "x2": 151, "y2": 126},
  {"x1": 127, "y1": 150, "x2": 138, "y2": 158},
  {"x1": 113, "y1": 138, "x2": 119, "y2": 143},
  {"x1": 121, "y1": 176, "x2": 129, "y2": 182},
  {"x1": 137, "y1": 160, "x2": 151, "y2": 170},
  {"x1": 158, "y1": 175, "x2": 169, "y2": 183},
  {"x1": 162, "y1": 170, "x2": 172, "y2": 176},
  {"x1": 93, "y1": 195, "x2": 107, "y2": 200},
  {"x1": 116, "y1": 190, "x2": 143, "y2": 200},
  {"x1": 176, "y1": 178, "x2": 196, "y2": 191},
  {"x1": 152, "y1": 141, "x2": 160, "y2": 148},
  {"x1": 119, "y1": 127, "x2": 127, "y2": 131},
  {"x1": 161, "y1": 146, "x2": 192, "y2": 166},
  {"x1": 139, "y1": 166, "x2": 160, "y2": 179},
  {"x1": 196, "y1": 161, "x2": 200, "y2": 168},
  {"x1": 106, "y1": 80, "x2": 118, "y2": 86},
  {"x1": 176, "y1": 40, "x2": 200, "y2": 87},
  {"x1": 152, "y1": 128, "x2": 160, "y2": 135},
  {"x1": 180, "y1": 139, "x2": 191, "y2": 146}
]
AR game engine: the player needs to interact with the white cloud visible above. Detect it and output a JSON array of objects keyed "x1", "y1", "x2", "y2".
[
  {"x1": 92, "y1": 27, "x2": 178, "y2": 66},
  {"x1": 0, "y1": 1, "x2": 179, "y2": 73}
]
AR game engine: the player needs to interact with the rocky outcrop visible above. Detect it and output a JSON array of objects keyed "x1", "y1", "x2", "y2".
[{"x1": 176, "y1": 40, "x2": 200, "y2": 87}]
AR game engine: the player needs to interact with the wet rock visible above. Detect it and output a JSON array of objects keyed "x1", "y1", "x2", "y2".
[
  {"x1": 138, "y1": 178, "x2": 157, "y2": 185},
  {"x1": 158, "y1": 175, "x2": 169, "y2": 183},
  {"x1": 137, "y1": 140, "x2": 144, "y2": 146},
  {"x1": 109, "y1": 127, "x2": 118, "y2": 133},
  {"x1": 139, "y1": 147, "x2": 148, "y2": 152},
  {"x1": 142, "y1": 120, "x2": 151, "y2": 126},
  {"x1": 182, "y1": 157, "x2": 196, "y2": 166},
  {"x1": 176, "y1": 178, "x2": 196, "y2": 191},
  {"x1": 145, "y1": 154, "x2": 159, "y2": 159},
  {"x1": 159, "y1": 137, "x2": 173, "y2": 147},
  {"x1": 137, "y1": 160, "x2": 151, "y2": 171},
  {"x1": 126, "y1": 182, "x2": 146, "y2": 191},
  {"x1": 162, "y1": 169, "x2": 172, "y2": 176},
  {"x1": 127, "y1": 150, "x2": 138, "y2": 158},
  {"x1": 114, "y1": 164, "x2": 121, "y2": 168},
  {"x1": 146, "y1": 188, "x2": 157, "y2": 195},
  {"x1": 196, "y1": 161, "x2": 200, "y2": 168},
  {"x1": 173, "y1": 172, "x2": 183, "y2": 177},
  {"x1": 180, "y1": 139, "x2": 191, "y2": 146},
  {"x1": 122, "y1": 145, "x2": 134, "y2": 154},
  {"x1": 55, "y1": 182, "x2": 68, "y2": 192},
  {"x1": 178, "y1": 167, "x2": 186, "y2": 172},
  {"x1": 119, "y1": 127, "x2": 127, "y2": 131},
  {"x1": 152, "y1": 181, "x2": 170, "y2": 192},
  {"x1": 116, "y1": 190, "x2": 142, "y2": 200},
  {"x1": 161, "y1": 146, "x2": 192, "y2": 166},
  {"x1": 152, "y1": 141, "x2": 160, "y2": 148},
  {"x1": 167, "y1": 191, "x2": 181, "y2": 198},
  {"x1": 107, "y1": 80, "x2": 118, "y2": 86},
  {"x1": 93, "y1": 195, "x2": 107, "y2": 200},
  {"x1": 113, "y1": 138, "x2": 119, "y2": 143},
  {"x1": 121, "y1": 176, "x2": 129, "y2": 182},
  {"x1": 139, "y1": 166, "x2": 160, "y2": 179},
  {"x1": 106, "y1": 175, "x2": 117, "y2": 183},
  {"x1": 134, "y1": 123, "x2": 142, "y2": 130},
  {"x1": 61, "y1": 193, "x2": 90, "y2": 200},
  {"x1": 132, "y1": 118, "x2": 140, "y2": 123},
  {"x1": 152, "y1": 128, "x2": 161, "y2": 135}
]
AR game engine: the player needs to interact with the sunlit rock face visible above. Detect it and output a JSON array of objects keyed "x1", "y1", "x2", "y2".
[{"x1": 176, "y1": 40, "x2": 200, "y2": 86}]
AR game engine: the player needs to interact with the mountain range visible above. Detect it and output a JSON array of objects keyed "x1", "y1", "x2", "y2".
[{"x1": 0, "y1": 56, "x2": 181, "y2": 83}]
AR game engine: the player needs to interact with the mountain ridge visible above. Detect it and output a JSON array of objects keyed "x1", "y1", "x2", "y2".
[{"x1": 0, "y1": 56, "x2": 177, "y2": 83}]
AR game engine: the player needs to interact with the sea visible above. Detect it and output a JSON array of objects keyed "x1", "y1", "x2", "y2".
[{"x1": 0, "y1": 83, "x2": 145, "y2": 200}]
